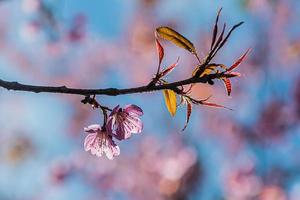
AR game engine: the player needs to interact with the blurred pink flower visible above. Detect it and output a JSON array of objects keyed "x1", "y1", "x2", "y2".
[
  {"x1": 107, "y1": 105, "x2": 143, "y2": 140},
  {"x1": 84, "y1": 124, "x2": 120, "y2": 160}
]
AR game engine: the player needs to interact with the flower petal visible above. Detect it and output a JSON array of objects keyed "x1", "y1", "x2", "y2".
[
  {"x1": 84, "y1": 124, "x2": 101, "y2": 133},
  {"x1": 109, "y1": 105, "x2": 120, "y2": 117},
  {"x1": 107, "y1": 105, "x2": 143, "y2": 140},
  {"x1": 84, "y1": 133, "x2": 97, "y2": 151},
  {"x1": 105, "y1": 140, "x2": 120, "y2": 160},
  {"x1": 121, "y1": 121, "x2": 134, "y2": 139},
  {"x1": 115, "y1": 123, "x2": 127, "y2": 140},
  {"x1": 124, "y1": 104, "x2": 143, "y2": 116},
  {"x1": 124, "y1": 115, "x2": 143, "y2": 134}
]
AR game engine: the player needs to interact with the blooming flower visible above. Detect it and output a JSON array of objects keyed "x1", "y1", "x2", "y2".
[
  {"x1": 107, "y1": 104, "x2": 143, "y2": 140},
  {"x1": 84, "y1": 124, "x2": 120, "y2": 160}
]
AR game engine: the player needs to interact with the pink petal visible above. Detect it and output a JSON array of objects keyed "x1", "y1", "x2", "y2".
[
  {"x1": 124, "y1": 115, "x2": 143, "y2": 134},
  {"x1": 84, "y1": 133, "x2": 97, "y2": 151},
  {"x1": 90, "y1": 135, "x2": 105, "y2": 157},
  {"x1": 84, "y1": 124, "x2": 101, "y2": 133},
  {"x1": 110, "y1": 116, "x2": 127, "y2": 140},
  {"x1": 124, "y1": 104, "x2": 143, "y2": 116},
  {"x1": 105, "y1": 149, "x2": 114, "y2": 160},
  {"x1": 111, "y1": 145, "x2": 120, "y2": 157},
  {"x1": 121, "y1": 122, "x2": 133, "y2": 139},
  {"x1": 106, "y1": 105, "x2": 143, "y2": 141},
  {"x1": 117, "y1": 115, "x2": 142, "y2": 139},
  {"x1": 116, "y1": 117, "x2": 131, "y2": 140},
  {"x1": 105, "y1": 144, "x2": 120, "y2": 160},
  {"x1": 91, "y1": 143, "x2": 104, "y2": 157},
  {"x1": 109, "y1": 105, "x2": 120, "y2": 117},
  {"x1": 114, "y1": 125, "x2": 126, "y2": 140}
]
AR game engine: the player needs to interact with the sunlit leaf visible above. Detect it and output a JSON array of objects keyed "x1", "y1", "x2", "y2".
[
  {"x1": 156, "y1": 26, "x2": 197, "y2": 54},
  {"x1": 222, "y1": 78, "x2": 232, "y2": 96},
  {"x1": 155, "y1": 38, "x2": 164, "y2": 69},
  {"x1": 182, "y1": 101, "x2": 192, "y2": 131},
  {"x1": 163, "y1": 89, "x2": 177, "y2": 116},
  {"x1": 159, "y1": 57, "x2": 180, "y2": 78},
  {"x1": 227, "y1": 48, "x2": 251, "y2": 72}
]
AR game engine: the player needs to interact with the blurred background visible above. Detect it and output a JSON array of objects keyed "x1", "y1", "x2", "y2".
[{"x1": 0, "y1": 0, "x2": 300, "y2": 199}]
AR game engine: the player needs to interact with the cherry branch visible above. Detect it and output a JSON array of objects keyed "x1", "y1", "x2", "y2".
[{"x1": 0, "y1": 73, "x2": 236, "y2": 96}]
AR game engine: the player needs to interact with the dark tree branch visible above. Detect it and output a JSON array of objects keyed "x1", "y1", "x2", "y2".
[{"x1": 0, "y1": 73, "x2": 236, "y2": 97}]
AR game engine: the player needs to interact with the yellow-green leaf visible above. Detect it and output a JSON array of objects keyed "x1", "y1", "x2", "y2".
[
  {"x1": 163, "y1": 89, "x2": 177, "y2": 116},
  {"x1": 156, "y1": 26, "x2": 197, "y2": 54}
]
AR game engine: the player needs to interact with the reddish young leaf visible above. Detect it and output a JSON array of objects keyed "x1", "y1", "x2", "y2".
[
  {"x1": 200, "y1": 101, "x2": 232, "y2": 110},
  {"x1": 227, "y1": 72, "x2": 241, "y2": 77},
  {"x1": 222, "y1": 78, "x2": 232, "y2": 96},
  {"x1": 227, "y1": 48, "x2": 251, "y2": 72},
  {"x1": 210, "y1": 8, "x2": 222, "y2": 50},
  {"x1": 182, "y1": 101, "x2": 192, "y2": 131},
  {"x1": 155, "y1": 38, "x2": 164, "y2": 69},
  {"x1": 159, "y1": 57, "x2": 180, "y2": 77},
  {"x1": 211, "y1": 23, "x2": 226, "y2": 54}
]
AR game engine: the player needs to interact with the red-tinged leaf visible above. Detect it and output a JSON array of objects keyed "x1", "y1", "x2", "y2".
[
  {"x1": 182, "y1": 101, "x2": 192, "y2": 131},
  {"x1": 155, "y1": 38, "x2": 164, "y2": 69},
  {"x1": 227, "y1": 49, "x2": 251, "y2": 72},
  {"x1": 222, "y1": 78, "x2": 232, "y2": 96},
  {"x1": 210, "y1": 8, "x2": 222, "y2": 50},
  {"x1": 200, "y1": 101, "x2": 232, "y2": 110},
  {"x1": 227, "y1": 72, "x2": 241, "y2": 77},
  {"x1": 212, "y1": 23, "x2": 226, "y2": 53},
  {"x1": 159, "y1": 57, "x2": 180, "y2": 77}
]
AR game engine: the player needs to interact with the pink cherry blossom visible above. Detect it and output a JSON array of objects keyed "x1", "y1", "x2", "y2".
[
  {"x1": 106, "y1": 104, "x2": 143, "y2": 140},
  {"x1": 84, "y1": 124, "x2": 120, "y2": 160}
]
